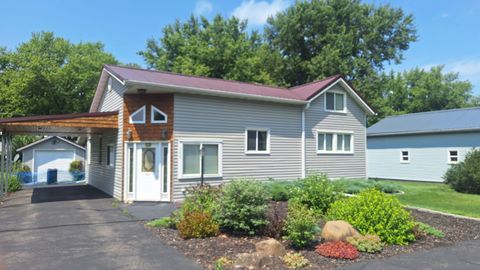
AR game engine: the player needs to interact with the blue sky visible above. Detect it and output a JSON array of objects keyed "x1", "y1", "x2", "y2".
[{"x1": 1, "y1": 0, "x2": 479, "y2": 94}]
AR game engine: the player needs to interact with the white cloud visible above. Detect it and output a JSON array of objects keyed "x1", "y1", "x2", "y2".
[
  {"x1": 194, "y1": 0, "x2": 213, "y2": 16},
  {"x1": 440, "y1": 13, "x2": 449, "y2": 18},
  {"x1": 232, "y1": 0, "x2": 289, "y2": 25}
]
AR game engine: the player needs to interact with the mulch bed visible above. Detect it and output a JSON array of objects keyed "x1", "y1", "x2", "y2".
[{"x1": 146, "y1": 202, "x2": 480, "y2": 270}]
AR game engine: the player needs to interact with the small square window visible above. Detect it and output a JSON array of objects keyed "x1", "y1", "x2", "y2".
[
  {"x1": 246, "y1": 129, "x2": 269, "y2": 153},
  {"x1": 325, "y1": 92, "x2": 345, "y2": 112},
  {"x1": 449, "y1": 150, "x2": 459, "y2": 164},
  {"x1": 401, "y1": 151, "x2": 410, "y2": 163}
]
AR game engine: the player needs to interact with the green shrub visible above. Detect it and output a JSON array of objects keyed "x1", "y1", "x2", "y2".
[
  {"x1": 177, "y1": 210, "x2": 219, "y2": 239},
  {"x1": 327, "y1": 189, "x2": 415, "y2": 245},
  {"x1": 69, "y1": 160, "x2": 84, "y2": 172},
  {"x1": 283, "y1": 252, "x2": 310, "y2": 269},
  {"x1": 5, "y1": 175, "x2": 22, "y2": 193},
  {"x1": 346, "y1": 234, "x2": 384, "y2": 253},
  {"x1": 146, "y1": 217, "x2": 174, "y2": 229},
  {"x1": 414, "y1": 222, "x2": 445, "y2": 238},
  {"x1": 444, "y1": 149, "x2": 480, "y2": 194},
  {"x1": 291, "y1": 174, "x2": 338, "y2": 214},
  {"x1": 171, "y1": 184, "x2": 221, "y2": 227},
  {"x1": 283, "y1": 200, "x2": 320, "y2": 248},
  {"x1": 264, "y1": 181, "x2": 298, "y2": 201},
  {"x1": 215, "y1": 179, "x2": 270, "y2": 235}
]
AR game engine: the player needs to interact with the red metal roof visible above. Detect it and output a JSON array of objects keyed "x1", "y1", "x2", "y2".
[{"x1": 105, "y1": 65, "x2": 343, "y2": 102}]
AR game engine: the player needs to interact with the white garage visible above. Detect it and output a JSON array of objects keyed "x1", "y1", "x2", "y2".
[{"x1": 17, "y1": 137, "x2": 86, "y2": 184}]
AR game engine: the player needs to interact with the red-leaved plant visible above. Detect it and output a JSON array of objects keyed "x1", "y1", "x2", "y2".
[{"x1": 315, "y1": 241, "x2": 359, "y2": 260}]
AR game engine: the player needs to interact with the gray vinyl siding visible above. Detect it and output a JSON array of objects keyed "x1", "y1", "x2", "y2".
[
  {"x1": 93, "y1": 76, "x2": 126, "y2": 199},
  {"x1": 99, "y1": 77, "x2": 124, "y2": 112},
  {"x1": 173, "y1": 94, "x2": 303, "y2": 200},
  {"x1": 367, "y1": 132, "x2": 480, "y2": 182},
  {"x1": 21, "y1": 139, "x2": 85, "y2": 174},
  {"x1": 87, "y1": 132, "x2": 117, "y2": 196},
  {"x1": 305, "y1": 85, "x2": 367, "y2": 179}
]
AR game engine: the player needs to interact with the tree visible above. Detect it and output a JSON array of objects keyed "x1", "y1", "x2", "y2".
[
  {"x1": 264, "y1": 0, "x2": 417, "y2": 89},
  {"x1": 0, "y1": 32, "x2": 118, "y2": 117},
  {"x1": 383, "y1": 66, "x2": 477, "y2": 115},
  {"x1": 139, "y1": 15, "x2": 276, "y2": 84}
]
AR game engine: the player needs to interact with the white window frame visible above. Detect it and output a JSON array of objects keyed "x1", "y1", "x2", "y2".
[
  {"x1": 316, "y1": 129, "x2": 354, "y2": 154},
  {"x1": 151, "y1": 105, "x2": 168, "y2": 124},
  {"x1": 324, "y1": 90, "x2": 347, "y2": 113},
  {"x1": 107, "y1": 77, "x2": 113, "y2": 92},
  {"x1": 107, "y1": 144, "x2": 115, "y2": 167},
  {"x1": 178, "y1": 140, "x2": 223, "y2": 179},
  {"x1": 448, "y1": 149, "x2": 459, "y2": 164},
  {"x1": 245, "y1": 128, "x2": 271, "y2": 154},
  {"x1": 129, "y1": 105, "x2": 146, "y2": 124},
  {"x1": 400, "y1": 150, "x2": 410, "y2": 163}
]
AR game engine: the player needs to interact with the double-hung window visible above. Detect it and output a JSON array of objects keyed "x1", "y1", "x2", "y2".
[
  {"x1": 325, "y1": 91, "x2": 346, "y2": 112},
  {"x1": 246, "y1": 129, "x2": 270, "y2": 154},
  {"x1": 317, "y1": 130, "x2": 353, "y2": 154},
  {"x1": 180, "y1": 141, "x2": 222, "y2": 178},
  {"x1": 448, "y1": 150, "x2": 459, "y2": 164}
]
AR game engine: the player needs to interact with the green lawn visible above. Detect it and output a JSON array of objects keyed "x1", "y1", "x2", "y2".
[{"x1": 379, "y1": 180, "x2": 480, "y2": 218}]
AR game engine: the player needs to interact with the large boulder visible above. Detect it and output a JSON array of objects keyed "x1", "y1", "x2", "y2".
[
  {"x1": 234, "y1": 252, "x2": 273, "y2": 269},
  {"x1": 255, "y1": 238, "x2": 286, "y2": 256},
  {"x1": 321, "y1": 220, "x2": 360, "y2": 242}
]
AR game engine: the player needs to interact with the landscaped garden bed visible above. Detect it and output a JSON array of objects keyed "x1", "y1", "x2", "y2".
[{"x1": 145, "y1": 175, "x2": 480, "y2": 269}]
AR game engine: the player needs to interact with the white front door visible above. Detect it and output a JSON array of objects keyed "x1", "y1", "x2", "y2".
[{"x1": 128, "y1": 142, "x2": 170, "y2": 201}]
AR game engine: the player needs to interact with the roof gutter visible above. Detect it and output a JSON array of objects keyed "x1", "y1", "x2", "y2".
[{"x1": 124, "y1": 80, "x2": 308, "y2": 105}]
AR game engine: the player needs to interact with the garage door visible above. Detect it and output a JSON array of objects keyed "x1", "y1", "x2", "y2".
[{"x1": 34, "y1": 150, "x2": 75, "y2": 183}]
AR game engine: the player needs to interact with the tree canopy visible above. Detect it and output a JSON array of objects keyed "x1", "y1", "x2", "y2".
[
  {"x1": 139, "y1": 15, "x2": 277, "y2": 84},
  {"x1": 0, "y1": 32, "x2": 118, "y2": 117}
]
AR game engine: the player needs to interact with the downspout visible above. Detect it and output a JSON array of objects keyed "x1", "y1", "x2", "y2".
[{"x1": 301, "y1": 104, "x2": 310, "y2": 179}]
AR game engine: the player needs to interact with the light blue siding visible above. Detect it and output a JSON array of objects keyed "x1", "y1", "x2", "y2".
[{"x1": 367, "y1": 132, "x2": 480, "y2": 182}]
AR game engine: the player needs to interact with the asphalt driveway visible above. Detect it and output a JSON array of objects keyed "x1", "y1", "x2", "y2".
[{"x1": 0, "y1": 185, "x2": 201, "y2": 270}]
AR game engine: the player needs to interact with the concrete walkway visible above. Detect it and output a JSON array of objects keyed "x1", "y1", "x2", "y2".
[
  {"x1": 120, "y1": 201, "x2": 178, "y2": 221},
  {"x1": 0, "y1": 185, "x2": 201, "y2": 270},
  {"x1": 340, "y1": 240, "x2": 480, "y2": 270}
]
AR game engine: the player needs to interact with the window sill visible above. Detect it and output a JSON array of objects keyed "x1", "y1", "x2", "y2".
[
  {"x1": 400, "y1": 161, "x2": 410, "y2": 164},
  {"x1": 245, "y1": 151, "x2": 271, "y2": 155},
  {"x1": 178, "y1": 174, "x2": 223, "y2": 180},
  {"x1": 316, "y1": 151, "x2": 354, "y2": 155},
  {"x1": 324, "y1": 109, "x2": 347, "y2": 115}
]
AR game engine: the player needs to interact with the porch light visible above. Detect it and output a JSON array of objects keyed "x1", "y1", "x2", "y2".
[
  {"x1": 126, "y1": 129, "x2": 132, "y2": 140},
  {"x1": 137, "y1": 88, "x2": 147, "y2": 94}
]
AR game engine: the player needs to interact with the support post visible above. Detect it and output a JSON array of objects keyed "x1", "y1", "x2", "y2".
[
  {"x1": 200, "y1": 145, "x2": 205, "y2": 186},
  {"x1": 0, "y1": 132, "x2": 4, "y2": 195},
  {"x1": 5, "y1": 134, "x2": 10, "y2": 192}
]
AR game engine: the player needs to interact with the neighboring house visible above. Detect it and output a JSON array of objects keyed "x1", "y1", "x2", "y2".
[
  {"x1": 17, "y1": 136, "x2": 86, "y2": 183},
  {"x1": 367, "y1": 107, "x2": 480, "y2": 182},
  {"x1": 0, "y1": 65, "x2": 375, "y2": 202}
]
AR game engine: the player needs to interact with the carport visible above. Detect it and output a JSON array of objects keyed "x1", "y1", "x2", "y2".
[{"x1": 0, "y1": 111, "x2": 118, "y2": 196}]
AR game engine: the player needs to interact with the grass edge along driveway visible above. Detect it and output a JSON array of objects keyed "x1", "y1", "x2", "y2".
[{"x1": 380, "y1": 180, "x2": 480, "y2": 218}]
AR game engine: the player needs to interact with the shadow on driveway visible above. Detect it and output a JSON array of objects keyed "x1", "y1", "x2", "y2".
[{"x1": 31, "y1": 185, "x2": 110, "y2": 203}]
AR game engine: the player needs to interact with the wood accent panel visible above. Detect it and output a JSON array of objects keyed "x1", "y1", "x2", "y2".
[
  {"x1": 0, "y1": 114, "x2": 118, "y2": 129},
  {"x1": 123, "y1": 94, "x2": 174, "y2": 142}
]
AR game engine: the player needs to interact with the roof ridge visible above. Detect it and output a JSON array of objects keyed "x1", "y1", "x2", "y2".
[
  {"x1": 289, "y1": 74, "x2": 342, "y2": 90},
  {"x1": 105, "y1": 64, "x2": 290, "y2": 91},
  {"x1": 384, "y1": 106, "x2": 480, "y2": 119}
]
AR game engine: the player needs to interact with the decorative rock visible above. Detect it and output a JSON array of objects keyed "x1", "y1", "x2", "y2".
[
  {"x1": 255, "y1": 238, "x2": 286, "y2": 256},
  {"x1": 234, "y1": 252, "x2": 273, "y2": 269},
  {"x1": 321, "y1": 220, "x2": 360, "y2": 242}
]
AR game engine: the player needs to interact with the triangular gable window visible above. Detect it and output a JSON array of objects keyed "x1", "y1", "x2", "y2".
[
  {"x1": 129, "y1": 105, "x2": 146, "y2": 124},
  {"x1": 151, "y1": 106, "x2": 167, "y2": 124}
]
